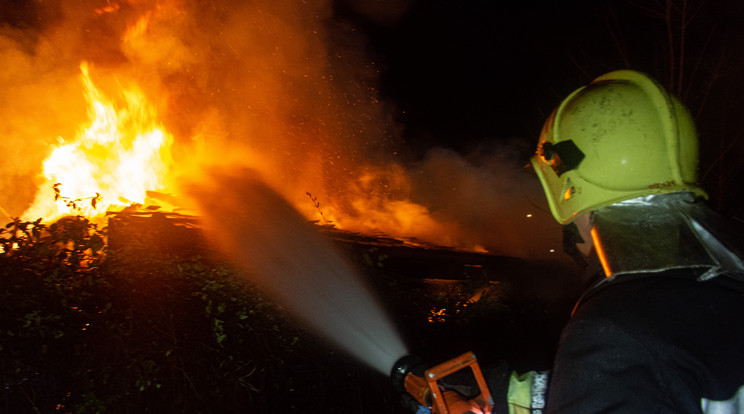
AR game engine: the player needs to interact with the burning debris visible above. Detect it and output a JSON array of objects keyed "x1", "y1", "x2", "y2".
[
  {"x1": 106, "y1": 209, "x2": 204, "y2": 257},
  {"x1": 2, "y1": 0, "x2": 561, "y2": 260},
  {"x1": 22, "y1": 62, "x2": 173, "y2": 222}
]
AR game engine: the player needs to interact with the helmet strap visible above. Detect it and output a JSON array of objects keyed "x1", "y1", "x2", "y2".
[{"x1": 563, "y1": 222, "x2": 587, "y2": 269}]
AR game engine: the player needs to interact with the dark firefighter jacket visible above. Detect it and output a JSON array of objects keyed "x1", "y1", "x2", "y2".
[{"x1": 545, "y1": 268, "x2": 744, "y2": 413}]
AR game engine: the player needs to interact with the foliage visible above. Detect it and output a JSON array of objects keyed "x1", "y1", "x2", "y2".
[
  {"x1": 53, "y1": 183, "x2": 102, "y2": 213},
  {"x1": 0, "y1": 216, "x2": 401, "y2": 414},
  {"x1": 0, "y1": 215, "x2": 577, "y2": 413}
]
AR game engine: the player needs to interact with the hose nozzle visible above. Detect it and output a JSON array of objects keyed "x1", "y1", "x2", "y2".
[
  {"x1": 391, "y1": 354, "x2": 424, "y2": 393},
  {"x1": 391, "y1": 355, "x2": 433, "y2": 409}
]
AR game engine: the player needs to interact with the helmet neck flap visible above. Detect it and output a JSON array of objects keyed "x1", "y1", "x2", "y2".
[{"x1": 589, "y1": 192, "x2": 744, "y2": 280}]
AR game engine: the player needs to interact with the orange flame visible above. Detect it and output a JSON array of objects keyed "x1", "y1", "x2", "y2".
[
  {"x1": 22, "y1": 62, "x2": 173, "y2": 221},
  {"x1": 8, "y1": 1, "x2": 562, "y2": 259}
]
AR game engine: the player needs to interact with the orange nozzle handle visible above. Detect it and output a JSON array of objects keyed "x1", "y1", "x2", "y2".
[{"x1": 424, "y1": 351, "x2": 494, "y2": 414}]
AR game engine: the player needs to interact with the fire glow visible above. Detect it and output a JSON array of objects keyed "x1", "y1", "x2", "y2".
[
  {"x1": 6, "y1": 0, "x2": 561, "y2": 261},
  {"x1": 0, "y1": 0, "x2": 568, "y2": 379},
  {"x1": 22, "y1": 62, "x2": 173, "y2": 221}
]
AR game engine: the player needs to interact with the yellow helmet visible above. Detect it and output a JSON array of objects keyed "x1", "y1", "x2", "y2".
[{"x1": 530, "y1": 70, "x2": 708, "y2": 224}]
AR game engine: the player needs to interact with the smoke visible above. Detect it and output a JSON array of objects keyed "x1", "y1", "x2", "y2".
[
  {"x1": 187, "y1": 168, "x2": 408, "y2": 373},
  {"x1": 320, "y1": 140, "x2": 563, "y2": 259},
  {"x1": 406, "y1": 141, "x2": 562, "y2": 259},
  {"x1": 0, "y1": 16, "x2": 87, "y2": 218},
  {"x1": 1, "y1": 0, "x2": 564, "y2": 260},
  {"x1": 115, "y1": 0, "x2": 400, "y2": 211},
  {"x1": 0, "y1": 0, "x2": 386, "y2": 215}
]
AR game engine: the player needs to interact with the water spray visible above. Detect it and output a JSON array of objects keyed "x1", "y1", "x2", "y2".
[{"x1": 187, "y1": 168, "x2": 408, "y2": 374}]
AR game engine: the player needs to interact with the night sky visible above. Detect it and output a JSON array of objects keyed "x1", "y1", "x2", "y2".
[
  {"x1": 336, "y1": 0, "x2": 744, "y2": 216},
  {"x1": 347, "y1": 0, "x2": 612, "y2": 149}
]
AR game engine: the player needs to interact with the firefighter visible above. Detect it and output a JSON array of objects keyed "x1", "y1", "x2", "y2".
[
  {"x1": 525, "y1": 69, "x2": 744, "y2": 413},
  {"x1": 396, "y1": 69, "x2": 744, "y2": 414}
]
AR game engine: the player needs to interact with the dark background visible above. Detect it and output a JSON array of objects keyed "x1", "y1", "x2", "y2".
[{"x1": 336, "y1": 0, "x2": 744, "y2": 217}]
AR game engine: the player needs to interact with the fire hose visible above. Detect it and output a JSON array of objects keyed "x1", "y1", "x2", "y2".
[{"x1": 391, "y1": 351, "x2": 494, "y2": 414}]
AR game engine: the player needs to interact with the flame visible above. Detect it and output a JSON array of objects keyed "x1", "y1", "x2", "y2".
[
  {"x1": 95, "y1": 3, "x2": 122, "y2": 16},
  {"x1": 6, "y1": 1, "x2": 561, "y2": 259},
  {"x1": 310, "y1": 165, "x2": 466, "y2": 249},
  {"x1": 124, "y1": 13, "x2": 151, "y2": 44},
  {"x1": 22, "y1": 62, "x2": 173, "y2": 221}
]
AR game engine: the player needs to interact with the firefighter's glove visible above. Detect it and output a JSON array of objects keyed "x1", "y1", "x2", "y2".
[
  {"x1": 400, "y1": 393, "x2": 431, "y2": 413},
  {"x1": 415, "y1": 405, "x2": 431, "y2": 414}
]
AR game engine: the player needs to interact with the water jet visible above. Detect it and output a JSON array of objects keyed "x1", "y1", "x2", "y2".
[{"x1": 187, "y1": 168, "x2": 408, "y2": 374}]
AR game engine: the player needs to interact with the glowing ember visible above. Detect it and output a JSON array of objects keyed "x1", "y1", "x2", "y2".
[{"x1": 22, "y1": 62, "x2": 173, "y2": 221}]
